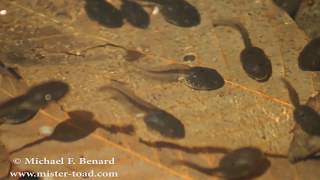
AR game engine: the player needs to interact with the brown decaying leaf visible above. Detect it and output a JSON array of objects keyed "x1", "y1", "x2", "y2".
[
  {"x1": 0, "y1": 0, "x2": 320, "y2": 179},
  {"x1": 0, "y1": 141, "x2": 11, "y2": 179}
]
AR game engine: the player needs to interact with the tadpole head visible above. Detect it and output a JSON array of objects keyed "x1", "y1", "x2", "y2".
[
  {"x1": 293, "y1": 105, "x2": 320, "y2": 135},
  {"x1": 298, "y1": 37, "x2": 320, "y2": 71},
  {"x1": 144, "y1": 110, "x2": 185, "y2": 139},
  {"x1": 240, "y1": 47, "x2": 272, "y2": 82},
  {"x1": 0, "y1": 81, "x2": 69, "y2": 124},
  {"x1": 159, "y1": 0, "x2": 201, "y2": 27},
  {"x1": 272, "y1": 0, "x2": 301, "y2": 17},
  {"x1": 84, "y1": 0, "x2": 124, "y2": 28},
  {"x1": 120, "y1": 0, "x2": 150, "y2": 29},
  {"x1": 185, "y1": 67, "x2": 225, "y2": 90},
  {"x1": 26, "y1": 80, "x2": 69, "y2": 107}
]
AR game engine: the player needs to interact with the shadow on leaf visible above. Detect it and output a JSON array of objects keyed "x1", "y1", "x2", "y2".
[
  {"x1": 139, "y1": 138, "x2": 229, "y2": 154},
  {"x1": 173, "y1": 147, "x2": 271, "y2": 180},
  {"x1": 10, "y1": 110, "x2": 135, "y2": 154}
]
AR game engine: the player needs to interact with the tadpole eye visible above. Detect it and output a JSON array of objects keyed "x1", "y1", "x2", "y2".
[{"x1": 44, "y1": 94, "x2": 52, "y2": 101}]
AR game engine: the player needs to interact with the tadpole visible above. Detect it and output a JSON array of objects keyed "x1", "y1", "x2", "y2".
[
  {"x1": 272, "y1": 0, "x2": 302, "y2": 18},
  {"x1": 298, "y1": 37, "x2": 320, "y2": 71},
  {"x1": 136, "y1": 64, "x2": 225, "y2": 90},
  {"x1": 282, "y1": 81, "x2": 320, "y2": 163},
  {"x1": 84, "y1": 0, "x2": 123, "y2": 28},
  {"x1": 99, "y1": 80, "x2": 185, "y2": 139},
  {"x1": 0, "y1": 81, "x2": 69, "y2": 124},
  {"x1": 282, "y1": 78, "x2": 320, "y2": 136},
  {"x1": 83, "y1": 42, "x2": 145, "y2": 62},
  {"x1": 213, "y1": 20, "x2": 272, "y2": 82},
  {"x1": 121, "y1": 0, "x2": 150, "y2": 29},
  {"x1": 141, "y1": 0, "x2": 200, "y2": 27}
]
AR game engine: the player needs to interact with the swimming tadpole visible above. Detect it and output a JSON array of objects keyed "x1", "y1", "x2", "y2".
[
  {"x1": 99, "y1": 80, "x2": 185, "y2": 139},
  {"x1": 141, "y1": 0, "x2": 200, "y2": 27},
  {"x1": 84, "y1": 0, "x2": 123, "y2": 28},
  {"x1": 272, "y1": 0, "x2": 302, "y2": 18},
  {"x1": 213, "y1": 20, "x2": 272, "y2": 82},
  {"x1": 121, "y1": 0, "x2": 150, "y2": 29},
  {"x1": 282, "y1": 79, "x2": 320, "y2": 163},
  {"x1": 135, "y1": 64, "x2": 225, "y2": 91},
  {"x1": 282, "y1": 78, "x2": 320, "y2": 136},
  {"x1": 0, "y1": 80, "x2": 69, "y2": 124}
]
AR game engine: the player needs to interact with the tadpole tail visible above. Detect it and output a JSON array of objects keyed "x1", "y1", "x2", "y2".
[
  {"x1": 84, "y1": 42, "x2": 144, "y2": 62},
  {"x1": 99, "y1": 80, "x2": 157, "y2": 112},
  {"x1": 172, "y1": 160, "x2": 221, "y2": 176},
  {"x1": 264, "y1": 152, "x2": 288, "y2": 159},
  {"x1": 212, "y1": 19, "x2": 252, "y2": 48},
  {"x1": 102, "y1": 42, "x2": 126, "y2": 50},
  {"x1": 0, "y1": 65, "x2": 22, "y2": 80},
  {"x1": 6, "y1": 67, "x2": 22, "y2": 80},
  {"x1": 133, "y1": 63, "x2": 190, "y2": 76},
  {"x1": 9, "y1": 137, "x2": 49, "y2": 155},
  {"x1": 281, "y1": 78, "x2": 300, "y2": 107},
  {"x1": 85, "y1": 42, "x2": 125, "y2": 52},
  {"x1": 138, "y1": 0, "x2": 162, "y2": 5}
]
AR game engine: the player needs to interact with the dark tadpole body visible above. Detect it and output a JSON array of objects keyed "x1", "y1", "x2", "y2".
[
  {"x1": 185, "y1": 66, "x2": 225, "y2": 90},
  {"x1": 273, "y1": 0, "x2": 301, "y2": 18},
  {"x1": 99, "y1": 81, "x2": 185, "y2": 139},
  {"x1": 141, "y1": 0, "x2": 200, "y2": 27},
  {"x1": 0, "y1": 81, "x2": 69, "y2": 124},
  {"x1": 282, "y1": 79, "x2": 320, "y2": 136},
  {"x1": 174, "y1": 147, "x2": 270, "y2": 179},
  {"x1": 137, "y1": 64, "x2": 225, "y2": 91},
  {"x1": 298, "y1": 37, "x2": 320, "y2": 71},
  {"x1": 84, "y1": 0, "x2": 123, "y2": 28},
  {"x1": 282, "y1": 80, "x2": 320, "y2": 163},
  {"x1": 121, "y1": 0, "x2": 150, "y2": 29},
  {"x1": 213, "y1": 20, "x2": 272, "y2": 82},
  {"x1": 25, "y1": 80, "x2": 70, "y2": 106}
]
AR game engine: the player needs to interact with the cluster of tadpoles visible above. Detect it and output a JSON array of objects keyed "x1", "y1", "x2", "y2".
[
  {"x1": 1, "y1": 35, "x2": 320, "y2": 179},
  {"x1": 0, "y1": 71, "x2": 269, "y2": 179},
  {"x1": 84, "y1": 0, "x2": 201, "y2": 29}
]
